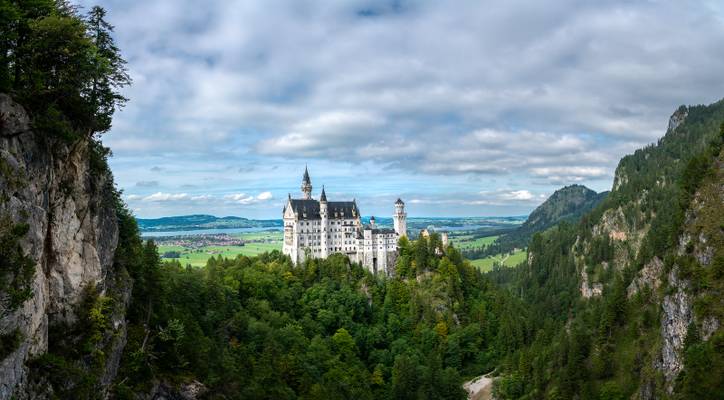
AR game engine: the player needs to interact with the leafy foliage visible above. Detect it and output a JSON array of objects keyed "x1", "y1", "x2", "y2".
[
  {"x1": 0, "y1": 0, "x2": 129, "y2": 140},
  {"x1": 0, "y1": 215, "x2": 35, "y2": 313},
  {"x1": 487, "y1": 100, "x2": 724, "y2": 398},
  {"x1": 113, "y1": 238, "x2": 528, "y2": 399}
]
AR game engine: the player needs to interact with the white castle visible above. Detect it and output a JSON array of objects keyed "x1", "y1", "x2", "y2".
[{"x1": 282, "y1": 167, "x2": 407, "y2": 275}]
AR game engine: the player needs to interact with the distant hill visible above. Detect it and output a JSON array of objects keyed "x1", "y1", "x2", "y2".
[
  {"x1": 137, "y1": 214, "x2": 282, "y2": 232},
  {"x1": 465, "y1": 184, "x2": 608, "y2": 257},
  {"x1": 518, "y1": 184, "x2": 608, "y2": 237},
  {"x1": 137, "y1": 214, "x2": 524, "y2": 233}
]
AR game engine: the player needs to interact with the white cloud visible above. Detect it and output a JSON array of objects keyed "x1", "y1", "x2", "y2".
[
  {"x1": 142, "y1": 192, "x2": 189, "y2": 202},
  {"x1": 256, "y1": 111, "x2": 385, "y2": 157},
  {"x1": 82, "y1": 0, "x2": 724, "y2": 217},
  {"x1": 222, "y1": 191, "x2": 273, "y2": 204},
  {"x1": 530, "y1": 166, "x2": 608, "y2": 178},
  {"x1": 224, "y1": 193, "x2": 256, "y2": 204},
  {"x1": 505, "y1": 190, "x2": 535, "y2": 201}
]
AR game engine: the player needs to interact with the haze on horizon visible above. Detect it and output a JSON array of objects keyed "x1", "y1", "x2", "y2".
[{"x1": 78, "y1": 0, "x2": 724, "y2": 219}]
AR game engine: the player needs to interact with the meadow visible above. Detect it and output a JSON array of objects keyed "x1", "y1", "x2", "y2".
[
  {"x1": 469, "y1": 248, "x2": 528, "y2": 272},
  {"x1": 157, "y1": 231, "x2": 283, "y2": 267},
  {"x1": 449, "y1": 234, "x2": 499, "y2": 250},
  {"x1": 156, "y1": 229, "x2": 525, "y2": 273}
]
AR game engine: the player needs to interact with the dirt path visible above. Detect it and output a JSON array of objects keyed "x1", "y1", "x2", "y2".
[{"x1": 463, "y1": 373, "x2": 494, "y2": 400}]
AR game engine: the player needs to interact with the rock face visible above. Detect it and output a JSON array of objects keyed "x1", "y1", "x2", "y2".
[
  {"x1": 576, "y1": 104, "x2": 723, "y2": 396},
  {"x1": 627, "y1": 257, "x2": 663, "y2": 298},
  {"x1": 148, "y1": 380, "x2": 208, "y2": 400},
  {"x1": 0, "y1": 94, "x2": 126, "y2": 398},
  {"x1": 579, "y1": 267, "x2": 602, "y2": 299},
  {"x1": 659, "y1": 269, "x2": 692, "y2": 391}
]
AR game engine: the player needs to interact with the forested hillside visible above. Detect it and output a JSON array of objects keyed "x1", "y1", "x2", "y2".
[
  {"x1": 465, "y1": 185, "x2": 606, "y2": 259},
  {"x1": 111, "y1": 236, "x2": 526, "y2": 399},
  {"x1": 1, "y1": 1, "x2": 722, "y2": 399},
  {"x1": 489, "y1": 101, "x2": 724, "y2": 399}
]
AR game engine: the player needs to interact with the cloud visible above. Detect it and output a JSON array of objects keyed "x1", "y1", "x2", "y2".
[
  {"x1": 407, "y1": 188, "x2": 548, "y2": 208},
  {"x1": 142, "y1": 192, "x2": 189, "y2": 202},
  {"x1": 478, "y1": 189, "x2": 548, "y2": 204},
  {"x1": 504, "y1": 190, "x2": 534, "y2": 201},
  {"x1": 223, "y1": 191, "x2": 274, "y2": 205},
  {"x1": 135, "y1": 180, "x2": 159, "y2": 188},
  {"x1": 82, "y1": 0, "x2": 724, "y2": 217},
  {"x1": 256, "y1": 111, "x2": 385, "y2": 157},
  {"x1": 223, "y1": 193, "x2": 255, "y2": 204}
]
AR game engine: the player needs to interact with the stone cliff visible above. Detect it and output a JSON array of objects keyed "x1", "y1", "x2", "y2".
[
  {"x1": 572, "y1": 105, "x2": 723, "y2": 397},
  {"x1": 0, "y1": 94, "x2": 129, "y2": 399}
]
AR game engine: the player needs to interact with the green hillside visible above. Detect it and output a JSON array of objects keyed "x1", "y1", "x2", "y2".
[
  {"x1": 464, "y1": 185, "x2": 607, "y2": 260},
  {"x1": 489, "y1": 100, "x2": 724, "y2": 398}
]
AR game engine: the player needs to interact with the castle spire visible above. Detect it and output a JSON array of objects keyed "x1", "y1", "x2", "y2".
[
  {"x1": 303, "y1": 165, "x2": 310, "y2": 183},
  {"x1": 320, "y1": 185, "x2": 327, "y2": 202},
  {"x1": 301, "y1": 165, "x2": 312, "y2": 199}
]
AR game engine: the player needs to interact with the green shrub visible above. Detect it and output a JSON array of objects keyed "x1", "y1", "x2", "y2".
[
  {"x1": 0, "y1": 216, "x2": 36, "y2": 312},
  {"x1": 0, "y1": 328, "x2": 23, "y2": 360}
]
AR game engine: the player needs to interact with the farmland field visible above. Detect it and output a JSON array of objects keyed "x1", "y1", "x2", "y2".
[
  {"x1": 450, "y1": 234, "x2": 499, "y2": 250},
  {"x1": 153, "y1": 229, "x2": 526, "y2": 271},
  {"x1": 157, "y1": 231, "x2": 283, "y2": 267},
  {"x1": 470, "y1": 248, "x2": 527, "y2": 272}
]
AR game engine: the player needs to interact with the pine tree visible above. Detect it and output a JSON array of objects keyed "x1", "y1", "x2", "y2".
[{"x1": 85, "y1": 5, "x2": 130, "y2": 134}]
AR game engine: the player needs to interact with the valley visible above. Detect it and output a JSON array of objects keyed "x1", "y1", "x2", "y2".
[
  {"x1": 0, "y1": 1, "x2": 721, "y2": 398},
  {"x1": 146, "y1": 219, "x2": 526, "y2": 271}
]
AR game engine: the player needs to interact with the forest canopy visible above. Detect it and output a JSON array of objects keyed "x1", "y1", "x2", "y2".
[{"x1": 0, "y1": 1, "x2": 130, "y2": 140}]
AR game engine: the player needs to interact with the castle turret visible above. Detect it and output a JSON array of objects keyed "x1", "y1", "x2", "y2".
[
  {"x1": 301, "y1": 165, "x2": 312, "y2": 199},
  {"x1": 320, "y1": 185, "x2": 328, "y2": 257},
  {"x1": 393, "y1": 198, "x2": 407, "y2": 237}
]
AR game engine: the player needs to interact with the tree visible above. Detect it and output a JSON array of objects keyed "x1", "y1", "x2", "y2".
[
  {"x1": 85, "y1": 5, "x2": 130, "y2": 134},
  {"x1": 0, "y1": 2, "x2": 129, "y2": 140}
]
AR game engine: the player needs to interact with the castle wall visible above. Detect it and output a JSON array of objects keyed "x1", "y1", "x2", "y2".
[{"x1": 282, "y1": 171, "x2": 405, "y2": 277}]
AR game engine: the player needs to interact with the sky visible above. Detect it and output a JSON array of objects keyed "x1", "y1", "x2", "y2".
[{"x1": 77, "y1": 0, "x2": 724, "y2": 219}]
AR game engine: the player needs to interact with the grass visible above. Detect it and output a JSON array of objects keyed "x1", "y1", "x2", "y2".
[
  {"x1": 451, "y1": 235, "x2": 499, "y2": 251},
  {"x1": 158, "y1": 231, "x2": 283, "y2": 267},
  {"x1": 155, "y1": 230, "x2": 527, "y2": 273},
  {"x1": 470, "y1": 248, "x2": 527, "y2": 273}
]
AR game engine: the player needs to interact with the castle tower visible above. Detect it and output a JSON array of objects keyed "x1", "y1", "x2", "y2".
[
  {"x1": 320, "y1": 185, "x2": 329, "y2": 257},
  {"x1": 393, "y1": 198, "x2": 407, "y2": 237},
  {"x1": 301, "y1": 166, "x2": 312, "y2": 199}
]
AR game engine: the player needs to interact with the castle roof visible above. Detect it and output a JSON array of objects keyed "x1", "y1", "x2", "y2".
[
  {"x1": 288, "y1": 198, "x2": 358, "y2": 220},
  {"x1": 395, "y1": 198, "x2": 404, "y2": 205},
  {"x1": 320, "y1": 186, "x2": 327, "y2": 202},
  {"x1": 302, "y1": 165, "x2": 311, "y2": 184},
  {"x1": 362, "y1": 225, "x2": 396, "y2": 234}
]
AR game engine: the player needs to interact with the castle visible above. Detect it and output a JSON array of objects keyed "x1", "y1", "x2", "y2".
[{"x1": 282, "y1": 167, "x2": 407, "y2": 275}]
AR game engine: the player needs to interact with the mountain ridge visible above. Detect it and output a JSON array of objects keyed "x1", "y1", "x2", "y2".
[
  {"x1": 489, "y1": 98, "x2": 724, "y2": 398},
  {"x1": 465, "y1": 184, "x2": 607, "y2": 258}
]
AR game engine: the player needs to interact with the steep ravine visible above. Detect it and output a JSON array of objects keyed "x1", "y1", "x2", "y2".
[{"x1": 0, "y1": 94, "x2": 129, "y2": 398}]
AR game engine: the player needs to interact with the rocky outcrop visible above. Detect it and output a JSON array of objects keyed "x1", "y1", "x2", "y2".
[
  {"x1": 147, "y1": 380, "x2": 208, "y2": 400},
  {"x1": 627, "y1": 257, "x2": 663, "y2": 298},
  {"x1": 667, "y1": 106, "x2": 688, "y2": 133},
  {"x1": 0, "y1": 94, "x2": 126, "y2": 399},
  {"x1": 659, "y1": 269, "x2": 692, "y2": 391},
  {"x1": 580, "y1": 267, "x2": 602, "y2": 299}
]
